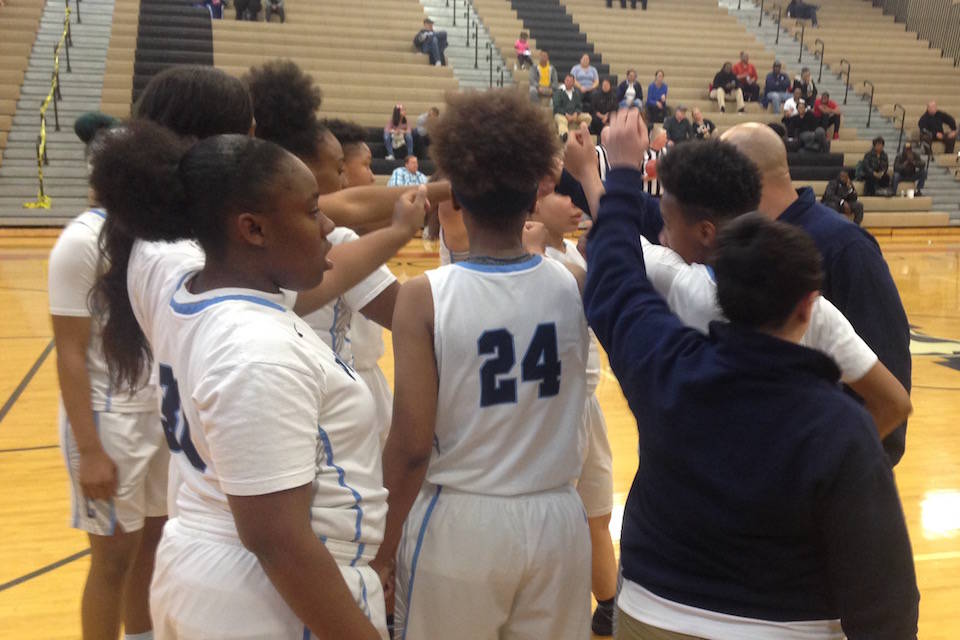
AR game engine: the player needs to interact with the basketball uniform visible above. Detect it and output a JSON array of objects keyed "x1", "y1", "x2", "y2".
[
  {"x1": 545, "y1": 239, "x2": 614, "y2": 518},
  {"x1": 641, "y1": 237, "x2": 878, "y2": 382},
  {"x1": 48, "y1": 209, "x2": 167, "y2": 536},
  {"x1": 126, "y1": 239, "x2": 388, "y2": 639},
  {"x1": 437, "y1": 226, "x2": 470, "y2": 266},
  {"x1": 394, "y1": 254, "x2": 592, "y2": 640},
  {"x1": 351, "y1": 315, "x2": 393, "y2": 448}
]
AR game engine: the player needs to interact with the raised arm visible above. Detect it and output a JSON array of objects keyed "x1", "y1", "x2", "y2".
[{"x1": 317, "y1": 181, "x2": 450, "y2": 231}]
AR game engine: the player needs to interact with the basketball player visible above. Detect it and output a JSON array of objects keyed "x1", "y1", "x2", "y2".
[
  {"x1": 373, "y1": 90, "x2": 592, "y2": 639},
  {"x1": 564, "y1": 131, "x2": 912, "y2": 437},
  {"x1": 586, "y1": 108, "x2": 918, "y2": 639},
  {"x1": 324, "y1": 119, "x2": 376, "y2": 190},
  {"x1": 50, "y1": 117, "x2": 165, "y2": 640},
  {"x1": 529, "y1": 191, "x2": 619, "y2": 635}
]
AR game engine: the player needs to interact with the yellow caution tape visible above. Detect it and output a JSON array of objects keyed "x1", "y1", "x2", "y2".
[{"x1": 23, "y1": 7, "x2": 72, "y2": 210}]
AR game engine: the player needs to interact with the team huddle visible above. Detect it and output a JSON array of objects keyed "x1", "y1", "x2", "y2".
[{"x1": 50, "y1": 60, "x2": 919, "y2": 640}]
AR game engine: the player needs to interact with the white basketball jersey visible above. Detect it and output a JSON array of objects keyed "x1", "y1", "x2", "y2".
[
  {"x1": 545, "y1": 239, "x2": 603, "y2": 394},
  {"x1": 127, "y1": 240, "x2": 386, "y2": 559},
  {"x1": 303, "y1": 227, "x2": 396, "y2": 366},
  {"x1": 425, "y1": 254, "x2": 589, "y2": 496}
]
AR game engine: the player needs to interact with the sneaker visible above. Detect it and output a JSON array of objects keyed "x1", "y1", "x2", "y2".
[
  {"x1": 720, "y1": 106, "x2": 726, "y2": 113},
  {"x1": 833, "y1": 132, "x2": 840, "y2": 140},
  {"x1": 738, "y1": 107, "x2": 745, "y2": 113},
  {"x1": 915, "y1": 189, "x2": 923, "y2": 197},
  {"x1": 591, "y1": 600, "x2": 614, "y2": 636},
  {"x1": 385, "y1": 154, "x2": 395, "y2": 161},
  {"x1": 435, "y1": 61, "x2": 442, "y2": 66}
]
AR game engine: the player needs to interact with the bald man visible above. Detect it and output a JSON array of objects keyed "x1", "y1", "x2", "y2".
[
  {"x1": 918, "y1": 101, "x2": 957, "y2": 154},
  {"x1": 721, "y1": 123, "x2": 912, "y2": 466}
]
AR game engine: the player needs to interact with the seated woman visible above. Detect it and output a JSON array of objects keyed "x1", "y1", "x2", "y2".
[
  {"x1": 590, "y1": 78, "x2": 619, "y2": 135},
  {"x1": 384, "y1": 104, "x2": 414, "y2": 161},
  {"x1": 617, "y1": 69, "x2": 643, "y2": 110},
  {"x1": 646, "y1": 70, "x2": 668, "y2": 124}
]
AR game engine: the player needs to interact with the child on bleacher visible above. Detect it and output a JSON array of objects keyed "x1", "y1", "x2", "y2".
[{"x1": 515, "y1": 32, "x2": 533, "y2": 70}]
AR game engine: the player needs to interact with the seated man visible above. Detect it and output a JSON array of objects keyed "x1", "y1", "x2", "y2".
[
  {"x1": 792, "y1": 66, "x2": 818, "y2": 104},
  {"x1": 388, "y1": 155, "x2": 428, "y2": 187},
  {"x1": 691, "y1": 107, "x2": 715, "y2": 139},
  {"x1": 785, "y1": 99, "x2": 827, "y2": 152},
  {"x1": 664, "y1": 105, "x2": 693, "y2": 146},
  {"x1": 414, "y1": 18, "x2": 447, "y2": 66},
  {"x1": 762, "y1": 61, "x2": 792, "y2": 114},
  {"x1": 860, "y1": 136, "x2": 891, "y2": 196},
  {"x1": 787, "y1": 0, "x2": 819, "y2": 25},
  {"x1": 553, "y1": 74, "x2": 592, "y2": 139},
  {"x1": 710, "y1": 62, "x2": 745, "y2": 113},
  {"x1": 822, "y1": 170, "x2": 864, "y2": 225},
  {"x1": 893, "y1": 142, "x2": 927, "y2": 196},
  {"x1": 529, "y1": 50, "x2": 558, "y2": 103},
  {"x1": 918, "y1": 100, "x2": 957, "y2": 153},
  {"x1": 585, "y1": 110, "x2": 918, "y2": 640},
  {"x1": 813, "y1": 91, "x2": 842, "y2": 140},
  {"x1": 782, "y1": 87, "x2": 803, "y2": 120},
  {"x1": 732, "y1": 51, "x2": 760, "y2": 102}
]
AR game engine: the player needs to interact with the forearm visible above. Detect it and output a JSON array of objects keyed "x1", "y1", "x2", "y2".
[
  {"x1": 375, "y1": 442, "x2": 431, "y2": 566},
  {"x1": 56, "y1": 351, "x2": 101, "y2": 453},
  {"x1": 319, "y1": 182, "x2": 450, "y2": 230},
  {"x1": 579, "y1": 168, "x2": 605, "y2": 219}
]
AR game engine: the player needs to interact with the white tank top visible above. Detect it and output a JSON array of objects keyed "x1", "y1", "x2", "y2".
[{"x1": 425, "y1": 255, "x2": 588, "y2": 496}]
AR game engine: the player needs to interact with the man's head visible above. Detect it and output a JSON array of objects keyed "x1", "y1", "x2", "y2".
[
  {"x1": 772, "y1": 61, "x2": 782, "y2": 73},
  {"x1": 740, "y1": 51, "x2": 749, "y2": 63},
  {"x1": 431, "y1": 89, "x2": 558, "y2": 234},
  {"x1": 650, "y1": 127, "x2": 668, "y2": 151},
  {"x1": 792, "y1": 87, "x2": 802, "y2": 101},
  {"x1": 580, "y1": 54, "x2": 591, "y2": 67},
  {"x1": 692, "y1": 107, "x2": 704, "y2": 122},
  {"x1": 423, "y1": 18, "x2": 434, "y2": 30},
  {"x1": 720, "y1": 122, "x2": 794, "y2": 217},
  {"x1": 601, "y1": 78, "x2": 612, "y2": 92},
  {"x1": 927, "y1": 100, "x2": 938, "y2": 115},
  {"x1": 323, "y1": 118, "x2": 374, "y2": 188},
  {"x1": 797, "y1": 99, "x2": 807, "y2": 115},
  {"x1": 903, "y1": 141, "x2": 914, "y2": 156},
  {"x1": 674, "y1": 106, "x2": 687, "y2": 121},
  {"x1": 564, "y1": 74, "x2": 575, "y2": 90},
  {"x1": 820, "y1": 91, "x2": 830, "y2": 103},
  {"x1": 801, "y1": 67, "x2": 810, "y2": 82},
  {"x1": 539, "y1": 50, "x2": 550, "y2": 65},
  {"x1": 627, "y1": 69, "x2": 637, "y2": 82},
  {"x1": 838, "y1": 170, "x2": 851, "y2": 186},
  {"x1": 722, "y1": 61, "x2": 733, "y2": 73},
  {"x1": 656, "y1": 139, "x2": 762, "y2": 265},
  {"x1": 873, "y1": 136, "x2": 885, "y2": 153},
  {"x1": 404, "y1": 155, "x2": 419, "y2": 173},
  {"x1": 713, "y1": 213, "x2": 823, "y2": 340}
]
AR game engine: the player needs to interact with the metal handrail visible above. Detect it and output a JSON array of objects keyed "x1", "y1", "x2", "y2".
[
  {"x1": 796, "y1": 20, "x2": 805, "y2": 63},
  {"x1": 464, "y1": 3, "x2": 470, "y2": 45},
  {"x1": 814, "y1": 38, "x2": 825, "y2": 82},
  {"x1": 474, "y1": 22, "x2": 479, "y2": 69},
  {"x1": 863, "y1": 80, "x2": 875, "y2": 128},
  {"x1": 893, "y1": 103, "x2": 906, "y2": 155},
  {"x1": 758, "y1": 0, "x2": 765, "y2": 26},
  {"x1": 838, "y1": 58, "x2": 851, "y2": 105},
  {"x1": 485, "y1": 41, "x2": 494, "y2": 87},
  {"x1": 775, "y1": 5, "x2": 783, "y2": 44}
]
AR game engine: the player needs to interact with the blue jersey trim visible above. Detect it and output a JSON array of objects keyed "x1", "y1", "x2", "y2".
[
  {"x1": 402, "y1": 485, "x2": 442, "y2": 640},
  {"x1": 302, "y1": 626, "x2": 310, "y2": 640},
  {"x1": 354, "y1": 567, "x2": 371, "y2": 618},
  {"x1": 705, "y1": 264, "x2": 716, "y2": 282},
  {"x1": 88, "y1": 208, "x2": 106, "y2": 219},
  {"x1": 350, "y1": 541, "x2": 366, "y2": 567},
  {"x1": 170, "y1": 293, "x2": 285, "y2": 315},
  {"x1": 317, "y1": 426, "x2": 364, "y2": 543},
  {"x1": 455, "y1": 254, "x2": 542, "y2": 273}
]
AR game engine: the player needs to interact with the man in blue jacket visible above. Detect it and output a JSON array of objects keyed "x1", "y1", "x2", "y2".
[
  {"x1": 586, "y1": 109, "x2": 918, "y2": 640},
  {"x1": 722, "y1": 122, "x2": 912, "y2": 466},
  {"x1": 762, "y1": 60, "x2": 792, "y2": 113}
]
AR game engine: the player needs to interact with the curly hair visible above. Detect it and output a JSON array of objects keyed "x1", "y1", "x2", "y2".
[
  {"x1": 430, "y1": 89, "x2": 558, "y2": 222},
  {"x1": 323, "y1": 118, "x2": 367, "y2": 154},
  {"x1": 656, "y1": 139, "x2": 761, "y2": 225},
  {"x1": 244, "y1": 59, "x2": 325, "y2": 161}
]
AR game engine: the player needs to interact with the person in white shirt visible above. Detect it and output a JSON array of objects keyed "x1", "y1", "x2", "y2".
[
  {"x1": 783, "y1": 87, "x2": 803, "y2": 120},
  {"x1": 373, "y1": 89, "x2": 592, "y2": 640},
  {"x1": 89, "y1": 66, "x2": 428, "y2": 639}
]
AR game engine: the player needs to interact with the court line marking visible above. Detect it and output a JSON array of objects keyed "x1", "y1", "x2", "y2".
[
  {"x1": 914, "y1": 551, "x2": 960, "y2": 563},
  {"x1": 0, "y1": 549, "x2": 90, "y2": 593},
  {"x1": 0, "y1": 339, "x2": 55, "y2": 427},
  {"x1": 0, "y1": 444, "x2": 58, "y2": 454}
]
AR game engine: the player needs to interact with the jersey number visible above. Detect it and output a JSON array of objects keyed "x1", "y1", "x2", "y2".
[
  {"x1": 159, "y1": 364, "x2": 207, "y2": 472},
  {"x1": 477, "y1": 323, "x2": 561, "y2": 407}
]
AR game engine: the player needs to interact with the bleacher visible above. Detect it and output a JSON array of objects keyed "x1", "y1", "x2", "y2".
[{"x1": 0, "y1": 0, "x2": 46, "y2": 168}]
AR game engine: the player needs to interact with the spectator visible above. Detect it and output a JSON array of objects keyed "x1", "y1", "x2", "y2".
[
  {"x1": 572, "y1": 54, "x2": 600, "y2": 106},
  {"x1": 554, "y1": 73, "x2": 592, "y2": 138},
  {"x1": 710, "y1": 61, "x2": 745, "y2": 113},
  {"x1": 785, "y1": 100, "x2": 827, "y2": 152},
  {"x1": 264, "y1": 0, "x2": 283, "y2": 22},
  {"x1": 813, "y1": 91, "x2": 842, "y2": 140},
  {"x1": 763, "y1": 61, "x2": 792, "y2": 114},
  {"x1": 664, "y1": 105, "x2": 693, "y2": 146},
  {"x1": 384, "y1": 104, "x2": 414, "y2": 161},
  {"x1": 822, "y1": 170, "x2": 864, "y2": 225},
  {"x1": 414, "y1": 106, "x2": 440, "y2": 156},
  {"x1": 590, "y1": 78, "x2": 618, "y2": 135},
  {"x1": 387, "y1": 154, "x2": 428, "y2": 187},
  {"x1": 783, "y1": 87, "x2": 803, "y2": 120},
  {"x1": 893, "y1": 142, "x2": 927, "y2": 196},
  {"x1": 646, "y1": 69, "x2": 668, "y2": 123},
  {"x1": 617, "y1": 69, "x2": 644, "y2": 109},
  {"x1": 606, "y1": 0, "x2": 647, "y2": 8},
  {"x1": 732, "y1": 51, "x2": 760, "y2": 102},
  {"x1": 792, "y1": 67, "x2": 818, "y2": 103},
  {"x1": 414, "y1": 18, "x2": 448, "y2": 66},
  {"x1": 918, "y1": 100, "x2": 957, "y2": 154},
  {"x1": 515, "y1": 31, "x2": 533, "y2": 69},
  {"x1": 233, "y1": 0, "x2": 260, "y2": 20},
  {"x1": 691, "y1": 107, "x2": 715, "y2": 139},
  {"x1": 787, "y1": 0, "x2": 819, "y2": 26},
  {"x1": 860, "y1": 136, "x2": 891, "y2": 196},
  {"x1": 202, "y1": 0, "x2": 224, "y2": 19},
  {"x1": 529, "y1": 50, "x2": 558, "y2": 103}
]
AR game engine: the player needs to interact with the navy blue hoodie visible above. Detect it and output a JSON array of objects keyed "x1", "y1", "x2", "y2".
[{"x1": 585, "y1": 168, "x2": 919, "y2": 638}]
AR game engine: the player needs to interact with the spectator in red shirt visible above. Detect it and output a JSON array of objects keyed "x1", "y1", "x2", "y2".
[
  {"x1": 814, "y1": 91, "x2": 842, "y2": 140},
  {"x1": 732, "y1": 51, "x2": 759, "y2": 102}
]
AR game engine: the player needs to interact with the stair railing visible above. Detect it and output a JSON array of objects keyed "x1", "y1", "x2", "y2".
[
  {"x1": 838, "y1": 58, "x2": 851, "y2": 105},
  {"x1": 758, "y1": 0, "x2": 765, "y2": 26},
  {"x1": 774, "y1": 5, "x2": 782, "y2": 44},
  {"x1": 863, "y1": 80, "x2": 875, "y2": 128},
  {"x1": 893, "y1": 103, "x2": 906, "y2": 155},
  {"x1": 814, "y1": 38, "x2": 824, "y2": 82},
  {"x1": 796, "y1": 20, "x2": 805, "y2": 62}
]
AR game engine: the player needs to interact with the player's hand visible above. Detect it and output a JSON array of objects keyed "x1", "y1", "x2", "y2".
[
  {"x1": 370, "y1": 556, "x2": 396, "y2": 607},
  {"x1": 522, "y1": 220, "x2": 549, "y2": 255},
  {"x1": 78, "y1": 447, "x2": 118, "y2": 500},
  {"x1": 563, "y1": 124, "x2": 597, "y2": 185},
  {"x1": 392, "y1": 185, "x2": 428, "y2": 237},
  {"x1": 604, "y1": 108, "x2": 649, "y2": 170}
]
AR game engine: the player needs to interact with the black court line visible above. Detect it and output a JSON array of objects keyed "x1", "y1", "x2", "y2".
[
  {"x1": 0, "y1": 549, "x2": 90, "y2": 593},
  {"x1": 0, "y1": 444, "x2": 58, "y2": 454},
  {"x1": 0, "y1": 339, "x2": 55, "y2": 427}
]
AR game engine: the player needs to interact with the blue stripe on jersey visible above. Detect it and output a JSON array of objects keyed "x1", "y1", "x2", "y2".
[
  {"x1": 705, "y1": 264, "x2": 716, "y2": 282},
  {"x1": 317, "y1": 426, "x2": 364, "y2": 543},
  {"x1": 89, "y1": 208, "x2": 106, "y2": 219},
  {"x1": 402, "y1": 485, "x2": 442, "y2": 640},
  {"x1": 354, "y1": 567, "x2": 371, "y2": 618},
  {"x1": 170, "y1": 293, "x2": 285, "y2": 315},
  {"x1": 350, "y1": 542, "x2": 366, "y2": 567},
  {"x1": 455, "y1": 254, "x2": 542, "y2": 273},
  {"x1": 302, "y1": 626, "x2": 310, "y2": 640}
]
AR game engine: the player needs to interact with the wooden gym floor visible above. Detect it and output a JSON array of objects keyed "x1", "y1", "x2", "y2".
[{"x1": 0, "y1": 228, "x2": 958, "y2": 639}]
